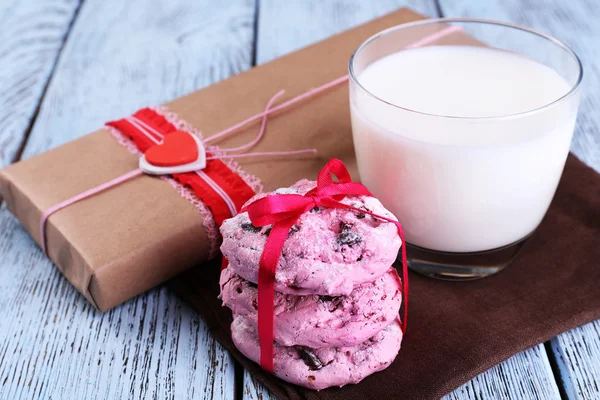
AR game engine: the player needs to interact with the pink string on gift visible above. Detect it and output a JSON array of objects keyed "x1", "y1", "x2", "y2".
[
  {"x1": 39, "y1": 24, "x2": 462, "y2": 256},
  {"x1": 40, "y1": 168, "x2": 144, "y2": 254},
  {"x1": 203, "y1": 75, "x2": 351, "y2": 145},
  {"x1": 213, "y1": 90, "x2": 286, "y2": 153},
  {"x1": 124, "y1": 116, "x2": 162, "y2": 144}
]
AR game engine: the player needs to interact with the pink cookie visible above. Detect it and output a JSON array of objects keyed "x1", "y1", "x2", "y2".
[
  {"x1": 220, "y1": 265, "x2": 402, "y2": 348},
  {"x1": 220, "y1": 179, "x2": 401, "y2": 296},
  {"x1": 231, "y1": 315, "x2": 403, "y2": 390}
]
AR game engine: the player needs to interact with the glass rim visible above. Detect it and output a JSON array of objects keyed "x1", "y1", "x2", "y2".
[{"x1": 348, "y1": 17, "x2": 583, "y2": 121}]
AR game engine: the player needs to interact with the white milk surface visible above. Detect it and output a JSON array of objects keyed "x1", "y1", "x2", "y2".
[{"x1": 351, "y1": 45, "x2": 578, "y2": 252}]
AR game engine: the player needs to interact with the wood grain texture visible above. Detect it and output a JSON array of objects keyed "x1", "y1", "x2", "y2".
[
  {"x1": 255, "y1": 0, "x2": 439, "y2": 64},
  {"x1": 551, "y1": 322, "x2": 600, "y2": 400},
  {"x1": 0, "y1": 0, "x2": 80, "y2": 169},
  {"x1": 243, "y1": 370, "x2": 276, "y2": 400},
  {"x1": 21, "y1": 0, "x2": 256, "y2": 159},
  {"x1": 445, "y1": 345, "x2": 560, "y2": 400},
  {"x1": 437, "y1": 1, "x2": 600, "y2": 398},
  {"x1": 0, "y1": 0, "x2": 256, "y2": 398},
  {"x1": 243, "y1": 1, "x2": 564, "y2": 398},
  {"x1": 0, "y1": 206, "x2": 235, "y2": 399},
  {"x1": 0, "y1": 208, "x2": 235, "y2": 399}
]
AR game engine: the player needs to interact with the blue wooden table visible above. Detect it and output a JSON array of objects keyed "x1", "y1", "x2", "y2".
[{"x1": 0, "y1": 1, "x2": 598, "y2": 399}]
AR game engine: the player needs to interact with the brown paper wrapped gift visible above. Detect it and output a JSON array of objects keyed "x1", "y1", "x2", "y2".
[{"x1": 0, "y1": 8, "x2": 472, "y2": 311}]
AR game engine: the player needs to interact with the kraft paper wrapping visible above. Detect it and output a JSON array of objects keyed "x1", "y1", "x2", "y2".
[{"x1": 0, "y1": 8, "x2": 468, "y2": 311}]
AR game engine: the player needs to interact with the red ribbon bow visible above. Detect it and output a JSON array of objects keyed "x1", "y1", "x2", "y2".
[{"x1": 242, "y1": 158, "x2": 408, "y2": 374}]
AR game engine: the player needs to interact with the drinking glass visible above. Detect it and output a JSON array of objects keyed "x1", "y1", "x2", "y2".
[{"x1": 349, "y1": 18, "x2": 582, "y2": 279}]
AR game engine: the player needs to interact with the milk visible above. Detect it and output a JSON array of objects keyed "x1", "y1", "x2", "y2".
[{"x1": 350, "y1": 45, "x2": 579, "y2": 252}]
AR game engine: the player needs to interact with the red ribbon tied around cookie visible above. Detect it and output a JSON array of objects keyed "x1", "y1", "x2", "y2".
[{"x1": 242, "y1": 158, "x2": 409, "y2": 374}]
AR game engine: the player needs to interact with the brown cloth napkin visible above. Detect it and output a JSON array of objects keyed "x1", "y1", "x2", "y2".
[{"x1": 170, "y1": 154, "x2": 600, "y2": 399}]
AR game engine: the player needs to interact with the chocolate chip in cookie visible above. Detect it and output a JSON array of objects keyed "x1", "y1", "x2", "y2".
[
  {"x1": 297, "y1": 347, "x2": 325, "y2": 371},
  {"x1": 247, "y1": 281, "x2": 258, "y2": 289},
  {"x1": 288, "y1": 225, "x2": 300, "y2": 237},
  {"x1": 337, "y1": 231, "x2": 362, "y2": 247},
  {"x1": 241, "y1": 222, "x2": 261, "y2": 233},
  {"x1": 318, "y1": 295, "x2": 344, "y2": 312},
  {"x1": 339, "y1": 221, "x2": 353, "y2": 231},
  {"x1": 337, "y1": 221, "x2": 362, "y2": 246}
]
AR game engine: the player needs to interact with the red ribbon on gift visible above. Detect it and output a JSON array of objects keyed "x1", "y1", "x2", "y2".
[
  {"x1": 107, "y1": 108, "x2": 256, "y2": 226},
  {"x1": 242, "y1": 158, "x2": 408, "y2": 374}
]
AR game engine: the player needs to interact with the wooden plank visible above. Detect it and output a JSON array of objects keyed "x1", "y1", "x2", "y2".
[
  {"x1": 242, "y1": 1, "x2": 564, "y2": 399},
  {"x1": 255, "y1": 0, "x2": 439, "y2": 64},
  {"x1": 445, "y1": 345, "x2": 561, "y2": 400},
  {"x1": 243, "y1": 369, "x2": 277, "y2": 400},
  {"x1": 0, "y1": 0, "x2": 256, "y2": 398},
  {"x1": 0, "y1": 0, "x2": 80, "y2": 170},
  {"x1": 0, "y1": 215, "x2": 234, "y2": 399},
  {"x1": 436, "y1": 0, "x2": 600, "y2": 398},
  {"x1": 19, "y1": 0, "x2": 257, "y2": 160},
  {"x1": 551, "y1": 322, "x2": 600, "y2": 399}
]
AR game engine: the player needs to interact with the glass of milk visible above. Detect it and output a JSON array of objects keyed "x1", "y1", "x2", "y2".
[{"x1": 349, "y1": 18, "x2": 582, "y2": 280}]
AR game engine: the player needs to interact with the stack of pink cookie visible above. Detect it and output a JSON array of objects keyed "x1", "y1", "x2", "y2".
[{"x1": 219, "y1": 179, "x2": 403, "y2": 390}]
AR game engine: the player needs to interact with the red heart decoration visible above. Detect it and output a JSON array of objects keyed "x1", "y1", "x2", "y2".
[{"x1": 145, "y1": 130, "x2": 199, "y2": 167}]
